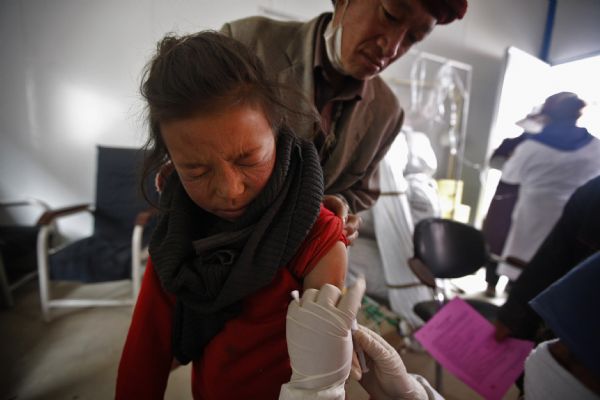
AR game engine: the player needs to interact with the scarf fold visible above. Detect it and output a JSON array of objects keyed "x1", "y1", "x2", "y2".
[
  {"x1": 528, "y1": 122, "x2": 594, "y2": 151},
  {"x1": 150, "y1": 130, "x2": 324, "y2": 364}
]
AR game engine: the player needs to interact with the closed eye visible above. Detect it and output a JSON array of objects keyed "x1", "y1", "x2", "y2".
[
  {"x1": 382, "y1": 6, "x2": 399, "y2": 23},
  {"x1": 180, "y1": 167, "x2": 209, "y2": 181},
  {"x1": 237, "y1": 159, "x2": 261, "y2": 167},
  {"x1": 236, "y1": 151, "x2": 267, "y2": 167}
]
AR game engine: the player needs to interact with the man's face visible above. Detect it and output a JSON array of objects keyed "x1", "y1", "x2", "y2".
[{"x1": 333, "y1": 0, "x2": 436, "y2": 80}]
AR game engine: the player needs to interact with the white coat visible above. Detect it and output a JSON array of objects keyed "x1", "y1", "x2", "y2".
[{"x1": 499, "y1": 137, "x2": 600, "y2": 274}]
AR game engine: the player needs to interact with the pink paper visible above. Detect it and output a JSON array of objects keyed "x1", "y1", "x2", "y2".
[{"x1": 414, "y1": 297, "x2": 534, "y2": 400}]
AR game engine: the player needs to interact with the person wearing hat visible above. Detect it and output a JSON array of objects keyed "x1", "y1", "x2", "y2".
[
  {"x1": 493, "y1": 174, "x2": 600, "y2": 392},
  {"x1": 522, "y1": 251, "x2": 600, "y2": 399},
  {"x1": 220, "y1": 0, "x2": 468, "y2": 243},
  {"x1": 495, "y1": 92, "x2": 600, "y2": 283},
  {"x1": 495, "y1": 173, "x2": 600, "y2": 341}
]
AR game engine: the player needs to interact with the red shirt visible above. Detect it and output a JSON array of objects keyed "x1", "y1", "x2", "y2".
[{"x1": 116, "y1": 205, "x2": 345, "y2": 399}]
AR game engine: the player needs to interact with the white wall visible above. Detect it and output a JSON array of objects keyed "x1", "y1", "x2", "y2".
[
  {"x1": 0, "y1": 0, "x2": 549, "y2": 234},
  {"x1": 0, "y1": 0, "x2": 269, "y2": 236}
]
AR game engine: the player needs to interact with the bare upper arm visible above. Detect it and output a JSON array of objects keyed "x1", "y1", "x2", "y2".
[{"x1": 302, "y1": 241, "x2": 347, "y2": 290}]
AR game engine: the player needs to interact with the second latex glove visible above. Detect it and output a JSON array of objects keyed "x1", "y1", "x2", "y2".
[
  {"x1": 353, "y1": 325, "x2": 429, "y2": 400},
  {"x1": 284, "y1": 278, "x2": 366, "y2": 392}
]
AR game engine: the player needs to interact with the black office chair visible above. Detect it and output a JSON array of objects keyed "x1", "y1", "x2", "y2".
[
  {"x1": 408, "y1": 217, "x2": 501, "y2": 390},
  {"x1": 36, "y1": 146, "x2": 157, "y2": 321}
]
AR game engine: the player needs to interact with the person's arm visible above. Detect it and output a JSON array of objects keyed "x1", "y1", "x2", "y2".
[
  {"x1": 495, "y1": 179, "x2": 591, "y2": 341},
  {"x1": 290, "y1": 205, "x2": 348, "y2": 289},
  {"x1": 335, "y1": 166, "x2": 382, "y2": 214},
  {"x1": 498, "y1": 141, "x2": 530, "y2": 185},
  {"x1": 303, "y1": 240, "x2": 347, "y2": 290},
  {"x1": 488, "y1": 134, "x2": 528, "y2": 170},
  {"x1": 324, "y1": 107, "x2": 403, "y2": 246},
  {"x1": 334, "y1": 110, "x2": 404, "y2": 214},
  {"x1": 115, "y1": 260, "x2": 175, "y2": 399}
]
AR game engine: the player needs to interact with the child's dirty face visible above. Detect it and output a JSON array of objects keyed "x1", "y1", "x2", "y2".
[{"x1": 161, "y1": 105, "x2": 276, "y2": 221}]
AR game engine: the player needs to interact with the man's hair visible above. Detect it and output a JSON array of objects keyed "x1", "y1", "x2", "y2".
[{"x1": 330, "y1": 0, "x2": 468, "y2": 25}]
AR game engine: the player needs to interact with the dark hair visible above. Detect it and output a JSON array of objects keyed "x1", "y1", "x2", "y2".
[
  {"x1": 139, "y1": 31, "x2": 316, "y2": 205},
  {"x1": 541, "y1": 92, "x2": 586, "y2": 122}
]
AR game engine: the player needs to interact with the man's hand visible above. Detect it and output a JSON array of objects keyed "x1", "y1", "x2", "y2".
[
  {"x1": 323, "y1": 194, "x2": 362, "y2": 245},
  {"x1": 494, "y1": 320, "x2": 512, "y2": 342}
]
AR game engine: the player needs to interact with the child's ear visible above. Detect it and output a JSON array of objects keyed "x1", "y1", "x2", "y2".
[{"x1": 155, "y1": 160, "x2": 175, "y2": 194}]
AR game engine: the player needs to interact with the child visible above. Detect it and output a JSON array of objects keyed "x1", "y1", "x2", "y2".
[{"x1": 115, "y1": 31, "x2": 347, "y2": 399}]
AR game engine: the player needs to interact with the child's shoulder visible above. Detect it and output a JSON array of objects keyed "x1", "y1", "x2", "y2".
[
  {"x1": 287, "y1": 204, "x2": 347, "y2": 278},
  {"x1": 309, "y1": 204, "x2": 344, "y2": 241}
]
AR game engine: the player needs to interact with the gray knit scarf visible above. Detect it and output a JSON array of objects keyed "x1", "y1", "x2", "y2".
[{"x1": 149, "y1": 130, "x2": 323, "y2": 364}]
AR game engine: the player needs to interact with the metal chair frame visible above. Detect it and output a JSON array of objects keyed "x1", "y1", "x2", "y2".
[
  {"x1": 0, "y1": 198, "x2": 54, "y2": 307},
  {"x1": 36, "y1": 206, "x2": 153, "y2": 321}
]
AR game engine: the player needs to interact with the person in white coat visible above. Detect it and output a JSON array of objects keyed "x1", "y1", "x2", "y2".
[{"x1": 497, "y1": 92, "x2": 600, "y2": 281}]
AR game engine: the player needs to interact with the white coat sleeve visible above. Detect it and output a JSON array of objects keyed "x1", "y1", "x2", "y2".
[{"x1": 500, "y1": 142, "x2": 531, "y2": 185}]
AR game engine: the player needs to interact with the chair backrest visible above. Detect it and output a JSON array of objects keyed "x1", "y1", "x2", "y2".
[
  {"x1": 93, "y1": 146, "x2": 156, "y2": 241},
  {"x1": 413, "y1": 218, "x2": 489, "y2": 279}
]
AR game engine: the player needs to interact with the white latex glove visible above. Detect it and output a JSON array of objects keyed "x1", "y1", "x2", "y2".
[
  {"x1": 279, "y1": 277, "x2": 366, "y2": 400},
  {"x1": 353, "y1": 325, "x2": 429, "y2": 400}
]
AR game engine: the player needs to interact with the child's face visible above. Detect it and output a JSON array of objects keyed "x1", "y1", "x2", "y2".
[{"x1": 161, "y1": 105, "x2": 276, "y2": 221}]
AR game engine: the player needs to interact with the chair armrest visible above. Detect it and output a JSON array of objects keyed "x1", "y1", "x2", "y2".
[
  {"x1": 0, "y1": 198, "x2": 51, "y2": 211},
  {"x1": 1, "y1": 198, "x2": 52, "y2": 226},
  {"x1": 407, "y1": 257, "x2": 437, "y2": 289},
  {"x1": 135, "y1": 208, "x2": 158, "y2": 227},
  {"x1": 37, "y1": 204, "x2": 92, "y2": 226}
]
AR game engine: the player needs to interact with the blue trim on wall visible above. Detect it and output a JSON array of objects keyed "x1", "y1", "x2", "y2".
[{"x1": 540, "y1": 0, "x2": 557, "y2": 62}]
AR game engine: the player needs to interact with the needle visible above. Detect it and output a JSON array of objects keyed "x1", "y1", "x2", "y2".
[{"x1": 352, "y1": 319, "x2": 369, "y2": 373}]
